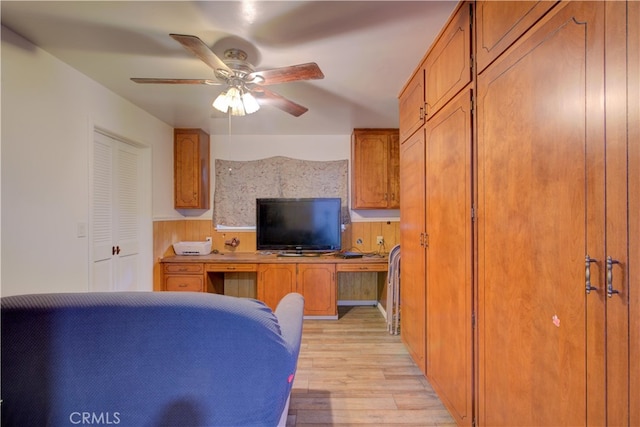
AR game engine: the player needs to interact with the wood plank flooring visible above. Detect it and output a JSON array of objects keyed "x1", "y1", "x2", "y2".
[{"x1": 288, "y1": 306, "x2": 455, "y2": 426}]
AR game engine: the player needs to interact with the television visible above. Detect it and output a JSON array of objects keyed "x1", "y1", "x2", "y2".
[{"x1": 256, "y1": 198, "x2": 342, "y2": 253}]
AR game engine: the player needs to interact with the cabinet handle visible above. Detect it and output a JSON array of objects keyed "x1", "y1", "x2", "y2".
[
  {"x1": 419, "y1": 106, "x2": 425, "y2": 120},
  {"x1": 585, "y1": 255, "x2": 598, "y2": 294},
  {"x1": 116, "y1": 246, "x2": 121, "y2": 255},
  {"x1": 179, "y1": 284, "x2": 187, "y2": 288},
  {"x1": 606, "y1": 256, "x2": 620, "y2": 298}
]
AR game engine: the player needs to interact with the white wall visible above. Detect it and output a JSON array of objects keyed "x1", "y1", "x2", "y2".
[{"x1": 1, "y1": 26, "x2": 173, "y2": 296}]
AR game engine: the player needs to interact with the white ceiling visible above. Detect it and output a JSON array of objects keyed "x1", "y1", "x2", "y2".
[{"x1": 1, "y1": 1, "x2": 457, "y2": 135}]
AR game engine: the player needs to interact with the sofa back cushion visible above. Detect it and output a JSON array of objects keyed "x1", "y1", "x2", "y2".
[{"x1": 2, "y1": 292, "x2": 297, "y2": 426}]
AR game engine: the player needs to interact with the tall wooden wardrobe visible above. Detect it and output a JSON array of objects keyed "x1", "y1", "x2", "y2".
[{"x1": 398, "y1": 1, "x2": 638, "y2": 425}]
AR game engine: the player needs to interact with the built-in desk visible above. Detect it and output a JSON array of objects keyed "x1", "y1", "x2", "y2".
[{"x1": 161, "y1": 253, "x2": 388, "y2": 318}]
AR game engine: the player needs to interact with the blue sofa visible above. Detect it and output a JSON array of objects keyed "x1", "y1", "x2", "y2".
[{"x1": 1, "y1": 291, "x2": 304, "y2": 426}]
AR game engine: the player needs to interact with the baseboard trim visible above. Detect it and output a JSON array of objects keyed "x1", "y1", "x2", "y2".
[{"x1": 337, "y1": 300, "x2": 378, "y2": 306}]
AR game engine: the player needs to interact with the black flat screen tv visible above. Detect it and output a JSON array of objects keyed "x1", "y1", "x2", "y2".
[{"x1": 256, "y1": 198, "x2": 342, "y2": 253}]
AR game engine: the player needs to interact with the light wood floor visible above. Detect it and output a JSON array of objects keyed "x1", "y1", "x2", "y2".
[{"x1": 287, "y1": 306, "x2": 455, "y2": 426}]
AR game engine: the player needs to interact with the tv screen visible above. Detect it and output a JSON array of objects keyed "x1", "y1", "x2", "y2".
[{"x1": 256, "y1": 198, "x2": 342, "y2": 253}]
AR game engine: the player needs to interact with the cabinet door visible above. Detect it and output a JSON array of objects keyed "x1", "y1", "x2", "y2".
[
  {"x1": 475, "y1": 1, "x2": 558, "y2": 73},
  {"x1": 174, "y1": 129, "x2": 210, "y2": 209},
  {"x1": 399, "y1": 64, "x2": 426, "y2": 142},
  {"x1": 387, "y1": 132, "x2": 400, "y2": 209},
  {"x1": 257, "y1": 264, "x2": 296, "y2": 311},
  {"x1": 477, "y1": 3, "x2": 603, "y2": 425},
  {"x1": 351, "y1": 130, "x2": 392, "y2": 209},
  {"x1": 597, "y1": 2, "x2": 633, "y2": 425},
  {"x1": 297, "y1": 264, "x2": 336, "y2": 316},
  {"x1": 424, "y1": 2, "x2": 472, "y2": 120},
  {"x1": 399, "y1": 129, "x2": 426, "y2": 373},
  {"x1": 425, "y1": 88, "x2": 473, "y2": 426},
  {"x1": 629, "y1": 4, "x2": 640, "y2": 425}
]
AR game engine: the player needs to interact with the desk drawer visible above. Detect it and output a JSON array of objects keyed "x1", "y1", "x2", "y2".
[
  {"x1": 205, "y1": 263, "x2": 257, "y2": 272},
  {"x1": 165, "y1": 275, "x2": 203, "y2": 292},
  {"x1": 336, "y1": 263, "x2": 388, "y2": 272},
  {"x1": 164, "y1": 263, "x2": 204, "y2": 274}
]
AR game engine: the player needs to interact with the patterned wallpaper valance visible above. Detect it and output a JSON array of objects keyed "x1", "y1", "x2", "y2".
[{"x1": 213, "y1": 156, "x2": 350, "y2": 227}]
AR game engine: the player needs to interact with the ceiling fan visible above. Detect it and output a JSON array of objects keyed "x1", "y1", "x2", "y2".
[{"x1": 131, "y1": 34, "x2": 324, "y2": 117}]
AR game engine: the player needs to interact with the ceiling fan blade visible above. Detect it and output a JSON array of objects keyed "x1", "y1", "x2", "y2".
[
  {"x1": 252, "y1": 87, "x2": 309, "y2": 117},
  {"x1": 169, "y1": 34, "x2": 232, "y2": 74},
  {"x1": 131, "y1": 78, "x2": 221, "y2": 85},
  {"x1": 249, "y1": 63, "x2": 324, "y2": 85}
]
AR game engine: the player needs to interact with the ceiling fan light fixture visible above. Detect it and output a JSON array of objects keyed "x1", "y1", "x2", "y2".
[
  {"x1": 212, "y1": 90, "x2": 230, "y2": 112},
  {"x1": 242, "y1": 92, "x2": 260, "y2": 114},
  {"x1": 212, "y1": 85, "x2": 260, "y2": 116}
]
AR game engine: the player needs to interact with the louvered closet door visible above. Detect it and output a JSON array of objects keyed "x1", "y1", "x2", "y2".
[{"x1": 92, "y1": 131, "x2": 142, "y2": 291}]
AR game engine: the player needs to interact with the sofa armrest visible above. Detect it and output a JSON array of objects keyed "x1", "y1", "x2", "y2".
[{"x1": 274, "y1": 293, "x2": 304, "y2": 357}]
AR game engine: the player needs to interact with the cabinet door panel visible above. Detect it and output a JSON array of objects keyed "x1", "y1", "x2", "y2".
[
  {"x1": 297, "y1": 264, "x2": 336, "y2": 316},
  {"x1": 477, "y1": 2, "x2": 603, "y2": 425},
  {"x1": 257, "y1": 264, "x2": 296, "y2": 311},
  {"x1": 388, "y1": 132, "x2": 400, "y2": 208},
  {"x1": 475, "y1": 1, "x2": 558, "y2": 73},
  {"x1": 425, "y1": 88, "x2": 472, "y2": 425},
  {"x1": 629, "y1": 4, "x2": 640, "y2": 425},
  {"x1": 351, "y1": 131, "x2": 391, "y2": 209},
  {"x1": 603, "y1": 2, "x2": 631, "y2": 424},
  {"x1": 399, "y1": 65, "x2": 425, "y2": 142},
  {"x1": 174, "y1": 129, "x2": 209, "y2": 209},
  {"x1": 425, "y1": 2, "x2": 471, "y2": 120},
  {"x1": 399, "y1": 129, "x2": 426, "y2": 373}
]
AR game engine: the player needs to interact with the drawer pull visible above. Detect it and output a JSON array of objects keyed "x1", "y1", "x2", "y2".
[{"x1": 178, "y1": 284, "x2": 187, "y2": 288}]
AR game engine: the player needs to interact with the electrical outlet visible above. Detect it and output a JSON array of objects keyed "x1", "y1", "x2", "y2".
[{"x1": 376, "y1": 236, "x2": 384, "y2": 245}]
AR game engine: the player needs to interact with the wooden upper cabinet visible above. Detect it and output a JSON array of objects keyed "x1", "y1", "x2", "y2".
[
  {"x1": 475, "y1": 1, "x2": 559, "y2": 74},
  {"x1": 424, "y1": 2, "x2": 472, "y2": 120},
  {"x1": 174, "y1": 128, "x2": 210, "y2": 209},
  {"x1": 398, "y1": 62, "x2": 426, "y2": 142},
  {"x1": 351, "y1": 128, "x2": 400, "y2": 209}
]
